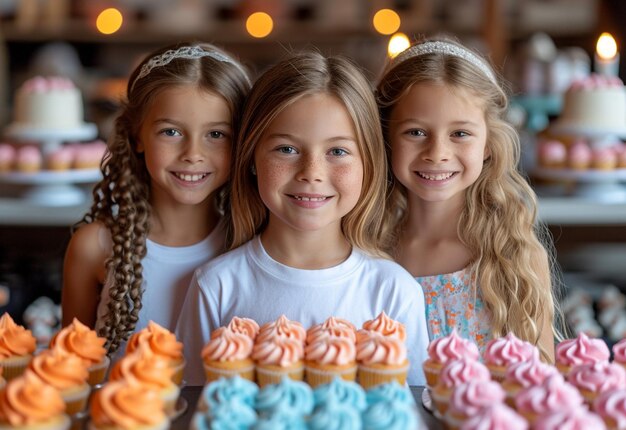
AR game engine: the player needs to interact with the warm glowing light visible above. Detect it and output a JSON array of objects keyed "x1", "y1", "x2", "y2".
[
  {"x1": 246, "y1": 12, "x2": 273, "y2": 38},
  {"x1": 96, "y1": 8, "x2": 123, "y2": 35},
  {"x1": 373, "y1": 9, "x2": 401, "y2": 35},
  {"x1": 597, "y1": 32, "x2": 618, "y2": 60},
  {"x1": 388, "y1": 33, "x2": 410, "y2": 58}
]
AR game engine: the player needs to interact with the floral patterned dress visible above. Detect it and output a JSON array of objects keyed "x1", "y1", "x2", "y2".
[{"x1": 416, "y1": 267, "x2": 492, "y2": 353}]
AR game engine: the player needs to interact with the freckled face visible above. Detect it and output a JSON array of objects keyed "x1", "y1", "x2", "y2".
[{"x1": 253, "y1": 93, "x2": 363, "y2": 236}]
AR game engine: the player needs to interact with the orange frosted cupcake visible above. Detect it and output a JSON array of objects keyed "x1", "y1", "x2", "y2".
[
  {"x1": 126, "y1": 321, "x2": 184, "y2": 385},
  {"x1": 306, "y1": 317, "x2": 356, "y2": 345},
  {"x1": 89, "y1": 379, "x2": 169, "y2": 430},
  {"x1": 555, "y1": 332, "x2": 610, "y2": 376},
  {"x1": 226, "y1": 317, "x2": 260, "y2": 341},
  {"x1": 109, "y1": 343, "x2": 180, "y2": 417},
  {"x1": 355, "y1": 329, "x2": 408, "y2": 389},
  {"x1": 0, "y1": 370, "x2": 70, "y2": 430},
  {"x1": 256, "y1": 315, "x2": 306, "y2": 344},
  {"x1": 0, "y1": 314, "x2": 36, "y2": 382},
  {"x1": 49, "y1": 318, "x2": 108, "y2": 386},
  {"x1": 28, "y1": 348, "x2": 90, "y2": 415},
  {"x1": 201, "y1": 327, "x2": 255, "y2": 384},
  {"x1": 304, "y1": 330, "x2": 357, "y2": 387},
  {"x1": 422, "y1": 329, "x2": 479, "y2": 388}
]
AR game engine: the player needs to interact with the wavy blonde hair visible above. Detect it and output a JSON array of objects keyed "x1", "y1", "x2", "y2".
[
  {"x1": 378, "y1": 38, "x2": 562, "y2": 359},
  {"x1": 230, "y1": 51, "x2": 388, "y2": 257},
  {"x1": 74, "y1": 42, "x2": 251, "y2": 352}
]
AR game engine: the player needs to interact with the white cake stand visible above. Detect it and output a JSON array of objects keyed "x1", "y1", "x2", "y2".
[{"x1": 1, "y1": 124, "x2": 101, "y2": 206}]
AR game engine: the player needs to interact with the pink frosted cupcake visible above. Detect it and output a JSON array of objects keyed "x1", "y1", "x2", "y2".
[
  {"x1": 0, "y1": 144, "x2": 15, "y2": 172},
  {"x1": 568, "y1": 140, "x2": 592, "y2": 170},
  {"x1": 592, "y1": 146, "x2": 618, "y2": 170},
  {"x1": 616, "y1": 144, "x2": 626, "y2": 169},
  {"x1": 226, "y1": 316, "x2": 260, "y2": 340},
  {"x1": 15, "y1": 146, "x2": 42, "y2": 173},
  {"x1": 422, "y1": 329, "x2": 479, "y2": 387},
  {"x1": 483, "y1": 332, "x2": 538, "y2": 381},
  {"x1": 202, "y1": 327, "x2": 255, "y2": 384},
  {"x1": 0, "y1": 313, "x2": 37, "y2": 381},
  {"x1": 555, "y1": 332, "x2": 610, "y2": 376},
  {"x1": 431, "y1": 357, "x2": 491, "y2": 415},
  {"x1": 533, "y1": 407, "x2": 607, "y2": 430},
  {"x1": 613, "y1": 338, "x2": 626, "y2": 371},
  {"x1": 567, "y1": 361, "x2": 626, "y2": 405},
  {"x1": 593, "y1": 388, "x2": 626, "y2": 430},
  {"x1": 501, "y1": 355, "x2": 558, "y2": 406},
  {"x1": 538, "y1": 140, "x2": 567, "y2": 168},
  {"x1": 256, "y1": 314, "x2": 306, "y2": 344},
  {"x1": 514, "y1": 373, "x2": 584, "y2": 425},
  {"x1": 459, "y1": 403, "x2": 528, "y2": 430},
  {"x1": 46, "y1": 146, "x2": 74, "y2": 171},
  {"x1": 306, "y1": 316, "x2": 356, "y2": 344},
  {"x1": 444, "y1": 379, "x2": 506, "y2": 429}
]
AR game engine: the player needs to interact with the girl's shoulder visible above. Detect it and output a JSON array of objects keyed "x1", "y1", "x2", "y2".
[{"x1": 68, "y1": 220, "x2": 112, "y2": 258}]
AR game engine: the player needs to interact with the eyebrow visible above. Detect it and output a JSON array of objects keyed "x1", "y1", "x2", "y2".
[
  {"x1": 152, "y1": 119, "x2": 232, "y2": 128},
  {"x1": 394, "y1": 118, "x2": 481, "y2": 128},
  {"x1": 267, "y1": 133, "x2": 356, "y2": 143}
]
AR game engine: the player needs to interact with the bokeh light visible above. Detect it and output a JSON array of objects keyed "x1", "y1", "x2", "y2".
[
  {"x1": 373, "y1": 9, "x2": 401, "y2": 35},
  {"x1": 96, "y1": 8, "x2": 123, "y2": 35},
  {"x1": 388, "y1": 33, "x2": 410, "y2": 58},
  {"x1": 596, "y1": 32, "x2": 618, "y2": 59},
  {"x1": 246, "y1": 12, "x2": 273, "y2": 38}
]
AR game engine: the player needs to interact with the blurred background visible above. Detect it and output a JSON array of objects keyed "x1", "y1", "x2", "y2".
[{"x1": 0, "y1": 0, "x2": 624, "y2": 342}]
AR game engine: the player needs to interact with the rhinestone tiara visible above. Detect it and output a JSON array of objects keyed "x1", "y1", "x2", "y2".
[
  {"x1": 130, "y1": 45, "x2": 248, "y2": 91},
  {"x1": 390, "y1": 40, "x2": 497, "y2": 84}
]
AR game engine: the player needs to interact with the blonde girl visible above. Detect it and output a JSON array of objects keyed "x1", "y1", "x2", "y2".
[
  {"x1": 177, "y1": 51, "x2": 429, "y2": 385},
  {"x1": 62, "y1": 42, "x2": 251, "y2": 354},
  {"x1": 378, "y1": 38, "x2": 560, "y2": 361}
]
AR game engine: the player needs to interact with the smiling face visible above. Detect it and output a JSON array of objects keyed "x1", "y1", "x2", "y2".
[
  {"x1": 254, "y1": 92, "x2": 363, "y2": 237},
  {"x1": 389, "y1": 82, "x2": 489, "y2": 207},
  {"x1": 137, "y1": 84, "x2": 232, "y2": 208}
]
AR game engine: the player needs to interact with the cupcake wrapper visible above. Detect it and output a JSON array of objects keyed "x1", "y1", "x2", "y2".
[
  {"x1": 431, "y1": 389, "x2": 451, "y2": 415},
  {"x1": 1, "y1": 356, "x2": 32, "y2": 381},
  {"x1": 171, "y1": 359, "x2": 186, "y2": 386},
  {"x1": 357, "y1": 363, "x2": 409, "y2": 389},
  {"x1": 305, "y1": 364, "x2": 357, "y2": 388},
  {"x1": 63, "y1": 384, "x2": 91, "y2": 416},
  {"x1": 203, "y1": 363, "x2": 255, "y2": 384},
  {"x1": 87, "y1": 417, "x2": 170, "y2": 430},
  {"x1": 0, "y1": 414, "x2": 72, "y2": 430},
  {"x1": 87, "y1": 356, "x2": 110, "y2": 386},
  {"x1": 256, "y1": 365, "x2": 304, "y2": 388},
  {"x1": 162, "y1": 385, "x2": 182, "y2": 417}
]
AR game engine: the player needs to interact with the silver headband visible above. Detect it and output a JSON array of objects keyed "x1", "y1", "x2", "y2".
[
  {"x1": 391, "y1": 41, "x2": 497, "y2": 84},
  {"x1": 130, "y1": 45, "x2": 248, "y2": 91}
]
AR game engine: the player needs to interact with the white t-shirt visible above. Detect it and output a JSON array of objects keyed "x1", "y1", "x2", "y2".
[
  {"x1": 96, "y1": 225, "x2": 224, "y2": 362},
  {"x1": 176, "y1": 235, "x2": 429, "y2": 386}
]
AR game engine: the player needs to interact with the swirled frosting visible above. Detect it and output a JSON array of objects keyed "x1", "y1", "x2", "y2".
[
  {"x1": 613, "y1": 338, "x2": 626, "y2": 364},
  {"x1": 199, "y1": 375, "x2": 258, "y2": 411},
  {"x1": 227, "y1": 317, "x2": 260, "y2": 340},
  {"x1": 256, "y1": 315, "x2": 306, "y2": 344},
  {"x1": 593, "y1": 388, "x2": 626, "y2": 429},
  {"x1": 366, "y1": 381, "x2": 413, "y2": 407},
  {"x1": 533, "y1": 407, "x2": 607, "y2": 430},
  {"x1": 438, "y1": 357, "x2": 491, "y2": 389},
  {"x1": 49, "y1": 318, "x2": 106, "y2": 366},
  {"x1": 426, "y1": 329, "x2": 479, "y2": 364},
  {"x1": 90, "y1": 379, "x2": 166, "y2": 429},
  {"x1": 361, "y1": 400, "x2": 418, "y2": 430},
  {"x1": 194, "y1": 398, "x2": 257, "y2": 430},
  {"x1": 28, "y1": 348, "x2": 88, "y2": 390},
  {"x1": 313, "y1": 377, "x2": 366, "y2": 411},
  {"x1": 555, "y1": 332, "x2": 610, "y2": 367},
  {"x1": 202, "y1": 327, "x2": 253, "y2": 362},
  {"x1": 251, "y1": 411, "x2": 307, "y2": 430},
  {"x1": 567, "y1": 361, "x2": 626, "y2": 394},
  {"x1": 356, "y1": 331, "x2": 407, "y2": 366},
  {"x1": 125, "y1": 321, "x2": 183, "y2": 362},
  {"x1": 109, "y1": 344, "x2": 175, "y2": 390},
  {"x1": 305, "y1": 331, "x2": 356, "y2": 366},
  {"x1": 503, "y1": 355, "x2": 558, "y2": 388},
  {"x1": 460, "y1": 403, "x2": 529, "y2": 430},
  {"x1": 514, "y1": 374, "x2": 583, "y2": 416},
  {"x1": 0, "y1": 371, "x2": 65, "y2": 425},
  {"x1": 252, "y1": 335, "x2": 303, "y2": 367},
  {"x1": 484, "y1": 333, "x2": 538, "y2": 367},
  {"x1": 306, "y1": 317, "x2": 356, "y2": 344},
  {"x1": 308, "y1": 402, "x2": 362, "y2": 430},
  {"x1": 448, "y1": 380, "x2": 505, "y2": 417},
  {"x1": 361, "y1": 311, "x2": 406, "y2": 341},
  {"x1": 255, "y1": 377, "x2": 314, "y2": 416},
  {"x1": 0, "y1": 313, "x2": 36, "y2": 358}
]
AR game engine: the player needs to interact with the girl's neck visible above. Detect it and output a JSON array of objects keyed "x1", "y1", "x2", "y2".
[
  {"x1": 149, "y1": 198, "x2": 218, "y2": 247},
  {"x1": 404, "y1": 194, "x2": 464, "y2": 240},
  {"x1": 260, "y1": 225, "x2": 351, "y2": 270}
]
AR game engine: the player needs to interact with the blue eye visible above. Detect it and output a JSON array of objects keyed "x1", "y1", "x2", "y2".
[
  {"x1": 329, "y1": 148, "x2": 348, "y2": 156},
  {"x1": 277, "y1": 146, "x2": 297, "y2": 154},
  {"x1": 161, "y1": 128, "x2": 181, "y2": 137}
]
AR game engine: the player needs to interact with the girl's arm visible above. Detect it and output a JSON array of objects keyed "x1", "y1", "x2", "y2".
[{"x1": 62, "y1": 222, "x2": 109, "y2": 327}]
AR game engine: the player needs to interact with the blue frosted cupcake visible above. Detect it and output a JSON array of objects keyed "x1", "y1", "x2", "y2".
[
  {"x1": 308, "y1": 402, "x2": 362, "y2": 430},
  {"x1": 251, "y1": 411, "x2": 307, "y2": 430},
  {"x1": 191, "y1": 398, "x2": 257, "y2": 430},
  {"x1": 197, "y1": 375, "x2": 259, "y2": 412},
  {"x1": 365, "y1": 381, "x2": 414, "y2": 406},
  {"x1": 255, "y1": 377, "x2": 314, "y2": 417},
  {"x1": 362, "y1": 399, "x2": 420, "y2": 430},
  {"x1": 313, "y1": 377, "x2": 366, "y2": 412}
]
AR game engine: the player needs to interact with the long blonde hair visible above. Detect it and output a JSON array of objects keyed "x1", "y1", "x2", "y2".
[
  {"x1": 230, "y1": 51, "x2": 388, "y2": 257},
  {"x1": 378, "y1": 38, "x2": 562, "y2": 359},
  {"x1": 75, "y1": 42, "x2": 251, "y2": 352}
]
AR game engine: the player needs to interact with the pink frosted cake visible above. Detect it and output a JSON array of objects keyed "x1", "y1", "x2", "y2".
[
  {"x1": 593, "y1": 388, "x2": 626, "y2": 430},
  {"x1": 555, "y1": 332, "x2": 610, "y2": 376},
  {"x1": 501, "y1": 355, "x2": 559, "y2": 406},
  {"x1": 422, "y1": 329, "x2": 480, "y2": 387},
  {"x1": 567, "y1": 361, "x2": 626, "y2": 405},
  {"x1": 483, "y1": 332, "x2": 538, "y2": 381},
  {"x1": 514, "y1": 373, "x2": 584, "y2": 424}
]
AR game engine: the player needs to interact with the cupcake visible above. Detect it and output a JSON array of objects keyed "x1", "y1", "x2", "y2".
[
  {"x1": 593, "y1": 388, "x2": 626, "y2": 430},
  {"x1": 125, "y1": 321, "x2": 185, "y2": 385},
  {"x1": 72, "y1": 141, "x2": 106, "y2": 170},
  {"x1": 89, "y1": 379, "x2": 169, "y2": 430},
  {"x1": 306, "y1": 317, "x2": 356, "y2": 345},
  {"x1": 305, "y1": 330, "x2": 357, "y2": 387},
  {"x1": 483, "y1": 332, "x2": 538, "y2": 382},
  {"x1": 108, "y1": 343, "x2": 180, "y2": 416},
  {"x1": 256, "y1": 315, "x2": 306, "y2": 344},
  {"x1": 568, "y1": 140, "x2": 592, "y2": 170},
  {"x1": 196, "y1": 375, "x2": 258, "y2": 413},
  {"x1": 422, "y1": 329, "x2": 479, "y2": 387},
  {"x1": 27, "y1": 348, "x2": 90, "y2": 415},
  {"x1": 444, "y1": 379, "x2": 505, "y2": 429},
  {"x1": 538, "y1": 139, "x2": 567, "y2": 168},
  {"x1": 46, "y1": 146, "x2": 74, "y2": 171},
  {"x1": 459, "y1": 403, "x2": 528, "y2": 430},
  {"x1": 201, "y1": 327, "x2": 255, "y2": 384},
  {"x1": 567, "y1": 361, "x2": 626, "y2": 405},
  {"x1": 227, "y1": 317, "x2": 260, "y2": 340},
  {"x1": 431, "y1": 358, "x2": 491, "y2": 415},
  {"x1": 190, "y1": 398, "x2": 257, "y2": 430},
  {"x1": 514, "y1": 373, "x2": 584, "y2": 425},
  {"x1": 355, "y1": 330, "x2": 408, "y2": 389},
  {"x1": 314, "y1": 377, "x2": 366, "y2": 412},
  {"x1": 15, "y1": 146, "x2": 42, "y2": 173},
  {"x1": 592, "y1": 146, "x2": 618, "y2": 170},
  {"x1": 49, "y1": 318, "x2": 109, "y2": 386},
  {"x1": 0, "y1": 371, "x2": 70, "y2": 430},
  {"x1": 500, "y1": 355, "x2": 558, "y2": 406},
  {"x1": 555, "y1": 332, "x2": 610, "y2": 376},
  {"x1": 533, "y1": 407, "x2": 607, "y2": 430},
  {"x1": 365, "y1": 381, "x2": 413, "y2": 407},
  {"x1": 254, "y1": 377, "x2": 314, "y2": 417},
  {"x1": 308, "y1": 402, "x2": 362, "y2": 430},
  {"x1": 0, "y1": 144, "x2": 15, "y2": 173},
  {"x1": 361, "y1": 311, "x2": 405, "y2": 340},
  {"x1": 616, "y1": 145, "x2": 626, "y2": 169},
  {"x1": 361, "y1": 399, "x2": 420, "y2": 430},
  {"x1": 612, "y1": 338, "x2": 626, "y2": 371},
  {"x1": 0, "y1": 313, "x2": 37, "y2": 381}
]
